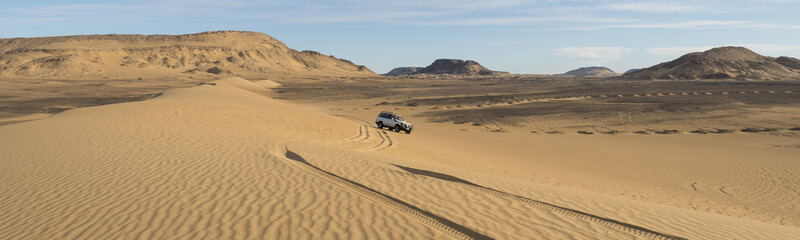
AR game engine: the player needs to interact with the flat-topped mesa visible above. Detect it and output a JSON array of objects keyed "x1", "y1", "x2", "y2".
[
  {"x1": 418, "y1": 59, "x2": 497, "y2": 75},
  {"x1": 0, "y1": 31, "x2": 374, "y2": 79},
  {"x1": 623, "y1": 46, "x2": 800, "y2": 80},
  {"x1": 562, "y1": 67, "x2": 620, "y2": 77},
  {"x1": 385, "y1": 59, "x2": 506, "y2": 77}
]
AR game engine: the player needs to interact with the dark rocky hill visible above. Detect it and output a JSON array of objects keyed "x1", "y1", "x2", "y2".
[
  {"x1": 623, "y1": 46, "x2": 800, "y2": 80},
  {"x1": 384, "y1": 67, "x2": 422, "y2": 76},
  {"x1": 383, "y1": 59, "x2": 505, "y2": 76},
  {"x1": 562, "y1": 67, "x2": 619, "y2": 76},
  {"x1": 417, "y1": 59, "x2": 495, "y2": 75}
]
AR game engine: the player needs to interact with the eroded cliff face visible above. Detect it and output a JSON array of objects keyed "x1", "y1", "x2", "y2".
[{"x1": 0, "y1": 31, "x2": 374, "y2": 79}]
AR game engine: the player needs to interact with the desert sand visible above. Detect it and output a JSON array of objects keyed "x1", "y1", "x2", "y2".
[
  {"x1": 2, "y1": 76, "x2": 800, "y2": 239},
  {"x1": 2, "y1": 33, "x2": 800, "y2": 239}
]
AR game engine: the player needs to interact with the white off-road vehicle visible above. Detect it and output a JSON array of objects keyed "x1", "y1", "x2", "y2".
[{"x1": 376, "y1": 111, "x2": 413, "y2": 134}]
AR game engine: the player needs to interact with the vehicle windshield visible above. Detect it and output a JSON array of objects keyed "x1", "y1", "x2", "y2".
[{"x1": 394, "y1": 116, "x2": 404, "y2": 122}]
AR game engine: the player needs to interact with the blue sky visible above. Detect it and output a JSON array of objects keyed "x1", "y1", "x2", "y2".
[{"x1": 2, "y1": 0, "x2": 800, "y2": 74}]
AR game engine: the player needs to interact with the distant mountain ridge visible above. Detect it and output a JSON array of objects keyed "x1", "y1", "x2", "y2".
[
  {"x1": 0, "y1": 31, "x2": 374, "y2": 79},
  {"x1": 623, "y1": 46, "x2": 800, "y2": 80},
  {"x1": 384, "y1": 67, "x2": 422, "y2": 76},
  {"x1": 385, "y1": 59, "x2": 505, "y2": 76},
  {"x1": 562, "y1": 67, "x2": 619, "y2": 76}
]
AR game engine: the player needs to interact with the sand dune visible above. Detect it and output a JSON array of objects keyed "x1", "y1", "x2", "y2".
[
  {"x1": 0, "y1": 78, "x2": 441, "y2": 239},
  {"x1": 0, "y1": 31, "x2": 378, "y2": 127},
  {"x1": 282, "y1": 76, "x2": 800, "y2": 235},
  {"x1": 3, "y1": 77, "x2": 800, "y2": 239}
]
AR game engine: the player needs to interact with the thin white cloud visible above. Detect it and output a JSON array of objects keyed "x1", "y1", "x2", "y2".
[
  {"x1": 416, "y1": 16, "x2": 634, "y2": 26},
  {"x1": 601, "y1": 0, "x2": 800, "y2": 14},
  {"x1": 2, "y1": 0, "x2": 799, "y2": 30},
  {"x1": 567, "y1": 20, "x2": 754, "y2": 30},
  {"x1": 466, "y1": 40, "x2": 541, "y2": 45},
  {"x1": 731, "y1": 22, "x2": 800, "y2": 29},
  {"x1": 578, "y1": 59, "x2": 617, "y2": 66},
  {"x1": 606, "y1": 2, "x2": 702, "y2": 13},
  {"x1": 2, "y1": 3, "x2": 214, "y2": 18},
  {"x1": 287, "y1": 10, "x2": 449, "y2": 23},
  {"x1": 745, "y1": 44, "x2": 800, "y2": 52},
  {"x1": 554, "y1": 47, "x2": 632, "y2": 59},
  {"x1": 381, "y1": 0, "x2": 529, "y2": 12},
  {"x1": 644, "y1": 46, "x2": 715, "y2": 55}
]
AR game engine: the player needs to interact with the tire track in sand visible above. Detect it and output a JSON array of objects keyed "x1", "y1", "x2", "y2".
[
  {"x1": 327, "y1": 116, "x2": 682, "y2": 239},
  {"x1": 394, "y1": 165, "x2": 687, "y2": 240},
  {"x1": 333, "y1": 115, "x2": 393, "y2": 151},
  {"x1": 369, "y1": 129, "x2": 393, "y2": 151},
  {"x1": 334, "y1": 124, "x2": 369, "y2": 144},
  {"x1": 271, "y1": 141, "x2": 490, "y2": 240}
]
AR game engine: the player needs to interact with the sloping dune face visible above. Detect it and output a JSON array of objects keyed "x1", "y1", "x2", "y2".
[
  {"x1": 0, "y1": 78, "x2": 441, "y2": 239},
  {"x1": 0, "y1": 31, "x2": 374, "y2": 79},
  {"x1": 2, "y1": 78, "x2": 800, "y2": 239}
]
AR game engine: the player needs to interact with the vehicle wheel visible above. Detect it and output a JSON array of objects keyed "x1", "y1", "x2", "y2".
[
  {"x1": 405, "y1": 130, "x2": 411, "y2": 134},
  {"x1": 394, "y1": 125, "x2": 401, "y2": 132},
  {"x1": 377, "y1": 122, "x2": 384, "y2": 129}
]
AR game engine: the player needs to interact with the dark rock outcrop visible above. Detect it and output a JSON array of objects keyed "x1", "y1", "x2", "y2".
[
  {"x1": 206, "y1": 67, "x2": 222, "y2": 74},
  {"x1": 776, "y1": 56, "x2": 800, "y2": 70}
]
